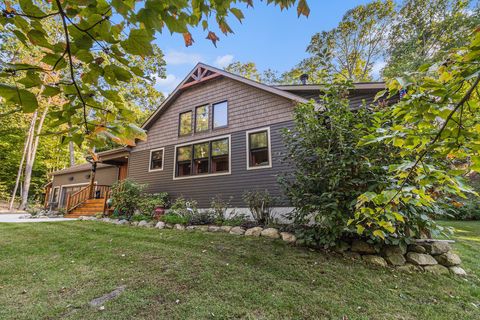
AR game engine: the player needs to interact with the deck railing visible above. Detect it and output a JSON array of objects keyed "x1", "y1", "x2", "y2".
[{"x1": 66, "y1": 184, "x2": 111, "y2": 213}]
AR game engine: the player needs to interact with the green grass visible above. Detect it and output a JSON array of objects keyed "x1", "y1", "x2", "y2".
[{"x1": 0, "y1": 221, "x2": 478, "y2": 320}]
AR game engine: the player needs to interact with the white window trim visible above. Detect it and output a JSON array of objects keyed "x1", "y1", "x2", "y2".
[
  {"x1": 51, "y1": 186, "x2": 60, "y2": 202},
  {"x1": 148, "y1": 147, "x2": 165, "y2": 172},
  {"x1": 173, "y1": 134, "x2": 231, "y2": 180},
  {"x1": 246, "y1": 127, "x2": 272, "y2": 170}
]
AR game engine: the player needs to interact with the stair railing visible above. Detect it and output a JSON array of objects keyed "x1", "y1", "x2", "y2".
[{"x1": 66, "y1": 185, "x2": 112, "y2": 213}]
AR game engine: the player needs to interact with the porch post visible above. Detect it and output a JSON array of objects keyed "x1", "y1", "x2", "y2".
[{"x1": 88, "y1": 161, "x2": 97, "y2": 199}]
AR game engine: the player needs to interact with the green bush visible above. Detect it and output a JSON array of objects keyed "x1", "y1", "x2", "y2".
[
  {"x1": 137, "y1": 192, "x2": 170, "y2": 216},
  {"x1": 242, "y1": 190, "x2": 274, "y2": 225},
  {"x1": 446, "y1": 200, "x2": 480, "y2": 221},
  {"x1": 210, "y1": 195, "x2": 232, "y2": 223},
  {"x1": 162, "y1": 213, "x2": 189, "y2": 225},
  {"x1": 188, "y1": 211, "x2": 215, "y2": 225},
  {"x1": 110, "y1": 179, "x2": 145, "y2": 220},
  {"x1": 170, "y1": 197, "x2": 198, "y2": 217},
  {"x1": 279, "y1": 83, "x2": 393, "y2": 247}
]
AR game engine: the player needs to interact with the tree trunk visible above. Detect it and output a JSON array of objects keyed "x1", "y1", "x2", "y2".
[
  {"x1": 19, "y1": 106, "x2": 48, "y2": 210},
  {"x1": 9, "y1": 111, "x2": 37, "y2": 211}
]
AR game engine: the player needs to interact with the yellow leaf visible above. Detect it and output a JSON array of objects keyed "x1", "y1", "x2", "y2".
[{"x1": 373, "y1": 230, "x2": 385, "y2": 240}]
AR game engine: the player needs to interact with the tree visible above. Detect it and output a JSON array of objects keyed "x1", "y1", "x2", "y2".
[
  {"x1": 351, "y1": 29, "x2": 480, "y2": 242},
  {"x1": 224, "y1": 61, "x2": 280, "y2": 84},
  {"x1": 383, "y1": 0, "x2": 479, "y2": 78},
  {"x1": 0, "y1": 0, "x2": 310, "y2": 150},
  {"x1": 284, "y1": 0, "x2": 394, "y2": 83}
]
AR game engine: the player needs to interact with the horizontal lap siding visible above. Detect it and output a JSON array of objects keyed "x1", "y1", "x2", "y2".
[
  {"x1": 128, "y1": 121, "x2": 294, "y2": 207},
  {"x1": 52, "y1": 166, "x2": 118, "y2": 188}
]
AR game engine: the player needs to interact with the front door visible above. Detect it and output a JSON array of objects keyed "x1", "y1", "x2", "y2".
[{"x1": 118, "y1": 163, "x2": 128, "y2": 181}]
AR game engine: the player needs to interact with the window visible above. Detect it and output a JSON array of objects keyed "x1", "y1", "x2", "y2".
[
  {"x1": 176, "y1": 146, "x2": 192, "y2": 176},
  {"x1": 213, "y1": 101, "x2": 228, "y2": 128},
  {"x1": 247, "y1": 128, "x2": 271, "y2": 169},
  {"x1": 211, "y1": 138, "x2": 229, "y2": 173},
  {"x1": 195, "y1": 105, "x2": 209, "y2": 132},
  {"x1": 51, "y1": 187, "x2": 59, "y2": 203},
  {"x1": 193, "y1": 142, "x2": 209, "y2": 174},
  {"x1": 179, "y1": 111, "x2": 192, "y2": 136},
  {"x1": 149, "y1": 148, "x2": 164, "y2": 171},
  {"x1": 175, "y1": 136, "x2": 230, "y2": 178}
]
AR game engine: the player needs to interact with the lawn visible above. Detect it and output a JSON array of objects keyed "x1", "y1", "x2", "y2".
[{"x1": 0, "y1": 220, "x2": 478, "y2": 320}]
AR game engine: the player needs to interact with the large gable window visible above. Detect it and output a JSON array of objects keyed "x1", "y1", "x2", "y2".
[
  {"x1": 149, "y1": 148, "x2": 164, "y2": 171},
  {"x1": 213, "y1": 101, "x2": 228, "y2": 129},
  {"x1": 195, "y1": 105, "x2": 209, "y2": 132},
  {"x1": 247, "y1": 127, "x2": 271, "y2": 169},
  {"x1": 179, "y1": 111, "x2": 192, "y2": 136},
  {"x1": 175, "y1": 136, "x2": 230, "y2": 179}
]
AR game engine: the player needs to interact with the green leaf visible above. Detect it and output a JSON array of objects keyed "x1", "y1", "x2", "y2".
[
  {"x1": 0, "y1": 84, "x2": 38, "y2": 112},
  {"x1": 17, "y1": 71, "x2": 41, "y2": 88},
  {"x1": 121, "y1": 29, "x2": 154, "y2": 56},
  {"x1": 27, "y1": 30, "x2": 51, "y2": 49},
  {"x1": 43, "y1": 86, "x2": 61, "y2": 97},
  {"x1": 75, "y1": 50, "x2": 94, "y2": 63}
]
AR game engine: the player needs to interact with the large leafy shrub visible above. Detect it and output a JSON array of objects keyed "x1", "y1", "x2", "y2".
[
  {"x1": 110, "y1": 179, "x2": 145, "y2": 220},
  {"x1": 280, "y1": 82, "x2": 392, "y2": 247}
]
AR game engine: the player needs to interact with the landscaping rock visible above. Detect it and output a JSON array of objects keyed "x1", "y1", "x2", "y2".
[
  {"x1": 351, "y1": 240, "x2": 377, "y2": 254},
  {"x1": 421, "y1": 241, "x2": 451, "y2": 255},
  {"x1": 449, "y1": 266, "x2": 467, "y2": 276},
  {"x1": 219, "y1": 226, "x2": 233, "y2": 233},
  {"x1": 110, "y1": 219, "x2": 119, "y2": 224},
  {"x1": 137, "y1": 220, "x2": 149, "y2": 227},
  {"x1": 196, "y1": 225, "x2": 209, "y2": 232},
  {"x1": 280, "y1": 232, "x2": 296, "y2": 244},
  {"x1": 102, "y1": 218, "x2": 112, "y2": 223},
  {"x1": 406, "y1": 252, "x2": 437, "y2": 266},
  {"x1": 118, "y1": 219, "x2": 129, "y2": 225},
  {"x1": 334, "y1": 241, "x2": 350, "y2": 253},
  {"x1": 229, "y1": 226, "x2": 245, "y2": 235},
  {"x1": 245, "y1": 227, "x2": 263, "y2": 237},
  {"x1": 383, "y1": 245, "x2": 406, "y2": 257},
  {"x1": 397, "y1": 263, "x2": 420, "y2": 273},
  {"x1": 89, "y1": 285, "x2": 126, "y2": 307},
  {"x1": 208, "y1": 226, "x2": 220, "y2": 232},
  {"x1": 261, "y1": 228, "x2": 280, "y2": 239},
  {"x1": 362, "y1": 255, "x2": 387, "y2": 267},
  {"x1": 165, "y1": 223, "x2": 173, "y2": 229},
  {"x1": 19, "y1": 214, "x2": 32, "y2": 219},
  {"x1": 424, "y1": 264, "x2": 449, "y2": 275},
  {"x1": 343, "y1": 251, "x2": 361, "y2": 260},
  {"x1": 385, "y1": 254, "x2": 406, "y2": 266},
  {"x1": 174, "y1": 224, "x2": 185, "y2": 230},
  {"x1": 155, "y1": 221, "x2": 165, "y2": 229},
  {"x1": 186, "y1": 226, "x2": 196, "y2": 231},
  {"x1": 131, "y1": 221, "x2": 139, "y2": 226},
  {"x1": 434, "y1": 252, "x2": 461, "y2": 267},
  {"x1": 408, "y1": 244, "x2": 426, "y2": 253}
]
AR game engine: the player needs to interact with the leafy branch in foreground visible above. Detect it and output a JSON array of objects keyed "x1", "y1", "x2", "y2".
[
  {"x1": 0, "y1": 0, "x2": 310, "y2": 149},
  {"x1": 351, "y1": 28, "x2": 480, "y2": 243}
]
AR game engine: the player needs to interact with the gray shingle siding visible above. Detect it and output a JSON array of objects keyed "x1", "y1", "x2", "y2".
[{"x1": 128, "y1": 121, "x2": 294, "y2": 208}]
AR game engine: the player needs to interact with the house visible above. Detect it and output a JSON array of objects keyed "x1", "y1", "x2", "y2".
[{"x1": 45, "y1": 63, "x2": 385, "y2": 217}]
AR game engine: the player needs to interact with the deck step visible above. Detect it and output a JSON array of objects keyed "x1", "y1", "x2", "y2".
[{"x1": 65, "y1": 197, "x2": 106, "y2": 218}]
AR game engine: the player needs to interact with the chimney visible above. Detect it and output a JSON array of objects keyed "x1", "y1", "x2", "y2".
[{"x1": 300, "y1": 73, "x2": 309, "y2": 85}]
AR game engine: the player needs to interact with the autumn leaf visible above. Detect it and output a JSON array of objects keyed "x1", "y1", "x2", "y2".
[
  {"x1": 183, "y1": 32, "x2": 194, "y2": 47},
  {"x1": 206, "y1": 31, "x2": 220, "y2": 47}
]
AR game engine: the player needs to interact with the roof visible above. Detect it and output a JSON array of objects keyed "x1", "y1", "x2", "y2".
[
  {"x1": 142, "y1": 63, "x2": 316, "y2": 130},
  {"x1": 275, "y1": 82, "x2": 386, "y2": 91},
  {"x1": 49, "y1": 162, "x2": 113, "y2": 176}
]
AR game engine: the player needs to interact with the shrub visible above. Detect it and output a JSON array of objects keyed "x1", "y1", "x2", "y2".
[
  {"x1": 242, "y1": 190, "x2": 274, "y2": 225},
  {"x1": 210, "y1": 195, "x2": 232, "y2": 223},
  {"x1": 131, "y1": 214, "x2": 153, "y2": 222},
  {"x1": 110, "y1": 179, "x2": 145, "y2": 220},
  {"x1": 188, "y1": 211, "x2": 215, "y2": 225},
  {"x1": 221, "y1": 212, "x2": 252, "y2": 227},
  {"x1": 170, "y1": 197, "x2": 198, "y2": 217},
  {"x1": 162, "y1": 213, "x2": 189, "y2": 225},
  {"x1": 446, "y1": 200, "x2": 480, "y2": 221},
  {"x1": 279, "y1": 83, "x2": 393, "y2": 247},
  {"x1": 137, "y1": 192, "x2": 170, "y2": 216}
]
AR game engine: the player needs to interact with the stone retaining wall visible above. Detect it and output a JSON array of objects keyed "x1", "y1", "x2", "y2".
[{"x1": 78, "y1": 216, "x2": 466, "y2": 276}]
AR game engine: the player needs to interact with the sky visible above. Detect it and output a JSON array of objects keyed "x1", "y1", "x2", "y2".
[{"x1": 154, "y1": 0, "x2": 372, "y2": 95}]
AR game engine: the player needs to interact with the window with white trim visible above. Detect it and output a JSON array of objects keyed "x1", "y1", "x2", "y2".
[
  {"x1": 247, "y1": 128, "x2": 271, "y2": 169},
  {"x1": 149, "y1": 148, "x2": 164, "y2": 171}
]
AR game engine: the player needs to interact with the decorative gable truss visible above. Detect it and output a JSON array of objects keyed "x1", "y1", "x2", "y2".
[{"x1": 181, "y1": 65, "x2": 220, "y2": 89}]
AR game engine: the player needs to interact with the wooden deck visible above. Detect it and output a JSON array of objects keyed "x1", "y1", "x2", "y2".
[{"x1": 64, "y1": 198, "x2": 106, "y2": 218}]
